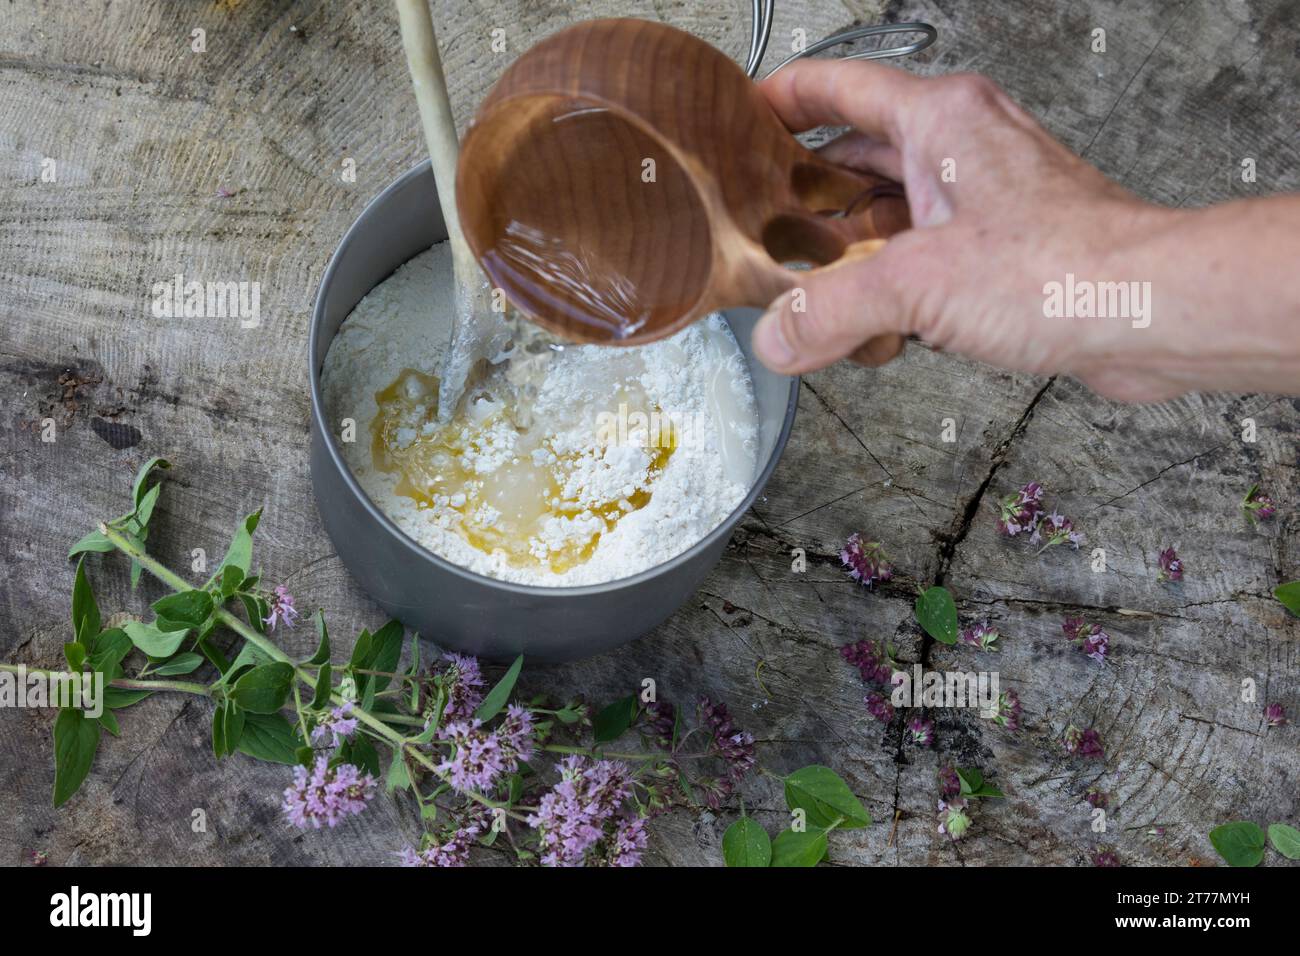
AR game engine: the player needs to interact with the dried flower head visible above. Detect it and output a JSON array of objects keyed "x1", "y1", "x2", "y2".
[
  {"x1": 1156, "y1": 547, "x2": 1183, "y2": 582},
  {"x1": 840, "y1": 638, "x2": 897, "y2": 686},
  {"x1": 699, "y1": 697, "x2": 756, "y2": 785},
  {"x1": 960, "y1": 621, "x2": 1001, "y2": 651},
  {"x1": 865, "y1": 691, "x2": 895, "y2": 724},
  {"x1": 1063, "y1": 724, "x2": 1105, "y2": 759},
  {"x1": 937, "y1": 765, "x2": 961, "y2": 800},
  {"x1": 282, "y1": 758, "x2": 376, "y2": 829},
  {"x1": 1265, "y1": 703, "x2": 1287, "y2": 728},
  {"x1": 840, "y1": 533, "x2": 893, "y2": 588},
  {"x1": 1063, "y1": 617, "x2": 1110, "y2": 663},
  {"x1": 1084, "y1": 785, "x2": 1109, "y2": 810},
  {"x1": 641, "y1": 699, "x2": 676, "y2": 750},
  {"x1": 263, "y1": 584, "x2": 300, "y2": 631},
  {"x1": 1092, "y1": 847, "x2": 1121, "y2": 867}
]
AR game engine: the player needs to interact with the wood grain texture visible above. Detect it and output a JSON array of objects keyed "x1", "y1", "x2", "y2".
[{"x1": 0, "y1": 0, "x2": 1296, "y2": 867}]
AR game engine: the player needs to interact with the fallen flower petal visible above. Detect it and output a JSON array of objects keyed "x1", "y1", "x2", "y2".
[
  {"x1": 1157, "y1": 547, "x2": 1183, "y2": 583},
  {"x1": 840, "y1": 533, "x2": 893, "y2": 588}
]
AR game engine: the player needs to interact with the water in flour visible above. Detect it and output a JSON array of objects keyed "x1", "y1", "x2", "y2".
[{"x1": 323, "y1": 242, "x2": 760, "y2": 587}]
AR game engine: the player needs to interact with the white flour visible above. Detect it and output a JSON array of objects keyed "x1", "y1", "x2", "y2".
[{"x1": 323, "y1": 242, "x2": 760, "y2": 586}]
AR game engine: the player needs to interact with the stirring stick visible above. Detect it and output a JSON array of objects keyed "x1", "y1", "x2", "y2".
[{"x1": 393, "y1": 0, "x2": 502, "y2": 419}]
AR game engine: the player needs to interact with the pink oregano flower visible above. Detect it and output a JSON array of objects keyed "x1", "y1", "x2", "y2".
[
  {"x1": 997, "y1": 481, "x2": 1044, "y2": 536},
  {"x1": 1063, "y1": 724, "x2": 1105, "y2": 759},
  {"x1": 1156, "y1": 547, "x2": 1183, "y2": 582},
  {"x1": 960, "y1": 621, "x2": 1001, "y2": 651},
  {"x1": 1242, "y1": 485, "x2": 1276, "y2": 523},
  {"x1": 1063, "y1": 617, "x2": 1110, "y2": 663},
  {"x1": 840, "y1": 533, "x2": 893, "y2": 588},
  {"x1": 1265, "y1": 703, "x2": 1287, "y2": 728},
  {"x1": 263, "y1": 584, "x2": 300, "y2": 631},
  {"x1": 840, "y1": 638, "x2": 898, "y2": 686},
  {"x1": 997, "y1": 481, "x2": 1083, "y2": 553},
  {"x1": 865, "y1": 691, "x2": 895, "y2": 723},
  {"x1": 908, "y1": 716, "x2": 935, "y2": 748},
  {"x1": 283, "y1": 757, "x2": 377, "y2": 828}
]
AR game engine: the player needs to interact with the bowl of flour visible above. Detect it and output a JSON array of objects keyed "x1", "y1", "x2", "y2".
[{"x1": 309, "y1": 162, "x2": 797, "y2": 661}]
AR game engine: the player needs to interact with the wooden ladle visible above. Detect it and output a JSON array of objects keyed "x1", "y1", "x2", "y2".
[{"x1": 455, "y1": 17, "x2": 911, "y2": 346}]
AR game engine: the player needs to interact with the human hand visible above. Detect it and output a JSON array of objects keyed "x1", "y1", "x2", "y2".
[{"x1": 751, "y1": 59, "x2": 1300, "y2": 401}]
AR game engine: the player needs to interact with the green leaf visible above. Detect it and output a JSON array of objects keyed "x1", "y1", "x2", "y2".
[
  {"x1": 124, "y1": 620, "x2": 190, "y2": 658},
  {"x1": 151, "y1": 589, "x2": 214, "y2": 630},
  {"x1": 1275, "y1": 582, "x2": 1300, "y2": 617},
  {"x1": 387, "y1": 751, "x2": 411, "y2": 793},
  {"x1": 87, "y1": 628, "x2": 132, "y2": 676},
  {"x1": 365, "y1": 620, "x2": 404, "y2": 694},
  {"x1": 71, "y1": 557, "x2": 101, "y2": 641},
  {"x1": 339, "y1": 735, "x2": 380, "y2": 777},
  {"x1": 235, "y1": 713, "x2": 302, "y2": 765},
  {"x1": 219, "y1": 642, "x2": 270, "y2": 685},
  {"x1": 956, "y1": 767, "x2": 1004, "y2": 799},
  {"x1": 311, "y1": 662, "x2": 332, "y2": 710},
  {"x1": 217, "y1": 510, "x2": 262, "y2": 579},
  {"x1": 554, "y1": 706, "x2": 584, "y2": 724},
  {"x1": 53, "y1": 708, "x2": 101, "y2": 807},
  {"x1": 915, "y1": 586, "x2": 958, "y2": 644},
  {"x1": 784, "y1": 765, "x2": 871, "y2": 829},
  {"x1": 592, "y1": 693, "x2": 638, "y2": 743},
  {"x1": 229, "y1": 662, "x2": 294, "y2": 714},
  {"x1": 1209, "y1": 821, "x2": 1266, "y2": 867},
  {"x1": 224, "y1": 703, "x2": 246, "y2": 753},
  {"x1": 1267, "y1": 823, "x2": 1300, "y2": 860},
  {"x1": 103, "y1": 687, "x2": 151, "y2": 709},
  {"x1": 722, "y1": 817, "x2": 772, "y2": 867},
  {"x1": 305, "y1": 611, "x2": 331, "y2": 665},
  {"x1": 770, "y1": 827, "x2": 828, "y2": 867},
  {"x1": 239, "y1": 593, "x2": 269, "y2": 634},
  {"x1": 64, "y1": 642, "x2": 87, "y2": 672},
  {"x1": 97, "y1": 709, "x2": 121, "y2": 737},
  {"x1": 218, "y1": 564, "x2": 244, "y2": 599},
  {"x1": 152, "y1": 652, "x2": 204, "y2": 676},
  {"x1": 475, "y1": 654, "x2": 524, "y2": 722},
  {"x1": 130, "y1": 457, "x2": 171, "y2": 511},
  {"x1": 133, "y1": 483, "x2": 162, "y2": 530},
  {"x1": 211, "y1": 703, "x2": 228, "y2": 759},
  {"x1": 68, "y1": 529, "x2": 114, "y2": 557}
]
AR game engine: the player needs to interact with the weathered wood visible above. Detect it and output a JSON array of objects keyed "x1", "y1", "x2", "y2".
[{"x1": 0, "y1": 0, "x2": 1296, "y2": 867}]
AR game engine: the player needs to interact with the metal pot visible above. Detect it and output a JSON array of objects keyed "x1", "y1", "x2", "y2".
[{"x1": 308, "y1": 161, "x2": 797, "y2": 662}]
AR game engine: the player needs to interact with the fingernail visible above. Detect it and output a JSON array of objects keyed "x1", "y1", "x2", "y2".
[{"x1": 754, "y1": 305, "x2": 795, "y2": 370}]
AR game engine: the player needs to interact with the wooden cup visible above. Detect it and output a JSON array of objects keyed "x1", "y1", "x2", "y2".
[{"x1": 456, "y1": 17, "x2": 911, "y2": 345}]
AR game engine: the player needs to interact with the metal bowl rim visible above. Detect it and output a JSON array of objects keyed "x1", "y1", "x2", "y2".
[{"x1": 307, "y1": 159, "x2": 799, "y2": 597}]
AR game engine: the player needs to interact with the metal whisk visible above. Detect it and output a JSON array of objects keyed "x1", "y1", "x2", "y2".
[{"x1": 743, "y1": 1, "x2": 937, "y2": 79}]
